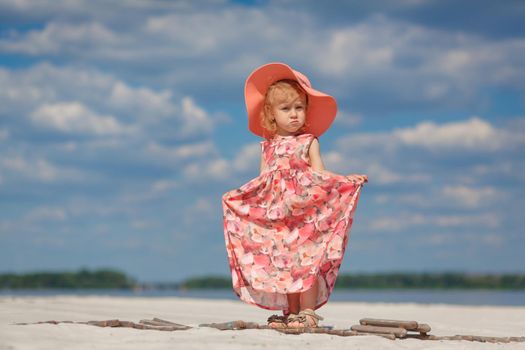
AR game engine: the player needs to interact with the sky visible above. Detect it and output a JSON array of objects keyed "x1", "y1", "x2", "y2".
[{"x1": 0, "y1": 0, "x2": 524, "y2": 283}]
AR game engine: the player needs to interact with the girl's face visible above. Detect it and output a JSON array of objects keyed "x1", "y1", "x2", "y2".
[{"x1": 271, "y1": 94, "x2": 306, "y2": 136}]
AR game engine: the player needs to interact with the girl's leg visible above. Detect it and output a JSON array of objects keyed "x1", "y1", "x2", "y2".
[
  {"x1": 268, "y1": 293, "x2": 300, "y2": 328},
  {"x1": 299, "y1": 278, "x2": 318, "y2": 310},
  {"x1": 288, "y1": 279, "x2": 320, "y2": 327},
  {"x1": 287, "y1": 292, "x2": 300, "y2": 314}
]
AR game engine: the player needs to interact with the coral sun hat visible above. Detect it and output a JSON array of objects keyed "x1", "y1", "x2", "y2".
[{"x1": 244, "y1": 62, "x2": 337, "y2": 138}]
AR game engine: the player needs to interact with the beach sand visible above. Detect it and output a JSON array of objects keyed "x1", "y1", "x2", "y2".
[{"x1": 1, "y1": 295, "x2": 524, "y2": 349}]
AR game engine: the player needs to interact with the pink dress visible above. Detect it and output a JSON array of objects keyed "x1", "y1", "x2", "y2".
[{"x1": 222, "y1": 133, "x2": 363, "y2": 312}]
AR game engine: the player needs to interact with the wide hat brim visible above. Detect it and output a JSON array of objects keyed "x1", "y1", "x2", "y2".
[{"x1": 244, "y1": 62, "x2": 337, "y2": 138}]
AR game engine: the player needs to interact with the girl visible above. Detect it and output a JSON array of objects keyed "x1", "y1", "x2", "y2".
[{"x1": 222, "y1": 62, "x2": 367, "y2": 329}]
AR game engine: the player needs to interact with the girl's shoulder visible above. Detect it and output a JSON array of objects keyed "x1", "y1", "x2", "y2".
[
  {"x1": 297, "y1": 133, "x2": 318, "y2": 145},
  {"x1": 260, "y1": 134, "x2": 314, "y2": 151},
  {"x1": 298, "y1": 132, "x2": 316, "y2": 139},
  {"x1": 260, "y1": 133, "x2": 315, "y2": 143}
]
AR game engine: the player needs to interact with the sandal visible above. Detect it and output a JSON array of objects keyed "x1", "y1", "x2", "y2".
[
  {"x1": 285, "y1": 313, "x2": 301, "y2": 328},
  {"x1": 267, "y1": 314, "x2": 289, "y2": 329},
  {"x1": 289, "y1": 309, "x2": 324, "y2": 328}
]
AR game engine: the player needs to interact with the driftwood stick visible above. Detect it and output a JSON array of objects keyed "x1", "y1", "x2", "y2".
[
  {"x1": 141, "y1": 325, "x2": 188, "y2": 331},
  {"x1": 12, "y1": 318, "x2": 525, "y2": 343},
  {"x1": 360, "y1": 318, "x2": 418, "y2": 330},
  {"x1": 199, "y1": 320, "x2": 261, "y2": 330},
  {"x1": 355, "y1": 331, "x2": 397, "y2": 340},
  {"x1": 274, "y1": 327, "x2": 338, "y2": 335},
  {"x1": 275, "y1": 327, "x2": 331, "y2": 335},
  {"x1": 120, "y1": 321, "x2": 137, "y2": 328},
  {"x1": 140, "y1": 319, "x2": 191, "y2": 330},
  {"x1": 86, "y1": 319, "x2": 121, "y2": 327},
  {"x1": 86, "y1": 319, "x2": 192, "y2": 331},
  {"x1": 415, "y1": 323, "x2": 431, "y2": 333},
  {"x1": 152, "y1": 318, "x2": 184, "y2": 326},
  {"x1": 406, "y1": 334, "x2": 524, "y2": 343},
  {"x1": 272, "y1": 326, "x2": 397, "y2": 340},
  {"x1": 14, "y1": 319, "x2": 192, "y2": 331},
  {"x1": 140, "y1": 319, "x2": 168, "y2": 326},
  {"x1": 351, "y1": 324, "x2": 408, "y2": 338},
  {"x1": 359, "y1": 318, "x2": 431, "y2": 334}
]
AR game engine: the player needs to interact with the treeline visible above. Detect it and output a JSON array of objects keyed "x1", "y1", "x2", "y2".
[
  {"x1": 179, "y1": 273, "x2": 525, "y2": 290},
  {"x1": 334, "y1": 273, "x2": 525, "y2": 290},
  {"x1": 2, "y1": 270, "x2": 525, "y2": 290},
  {"x1": 0, "y1": 268, "x2": 136, "y2": 289}
]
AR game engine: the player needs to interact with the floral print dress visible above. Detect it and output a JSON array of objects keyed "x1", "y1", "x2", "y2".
[{"x1": 222, "y1": 133, "x2": 364, "y2": 312}]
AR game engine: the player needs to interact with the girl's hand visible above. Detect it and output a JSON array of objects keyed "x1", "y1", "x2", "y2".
[{"x1": 346, "y1": 174, "x2": 368, "y2": 185}]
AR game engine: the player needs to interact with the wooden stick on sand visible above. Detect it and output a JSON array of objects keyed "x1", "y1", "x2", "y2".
[
  {"x1": 14, "y1": 317, "x2": 525, "y2": 343},
  {"x1": 15, "y1": 318, "x2": 192, "y2": 331}
]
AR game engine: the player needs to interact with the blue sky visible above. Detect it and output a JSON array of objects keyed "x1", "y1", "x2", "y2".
[{"x1": 1, "y1": 0, "x2": 524, "y2": 283}]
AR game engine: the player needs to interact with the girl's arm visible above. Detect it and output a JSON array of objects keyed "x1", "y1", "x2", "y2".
[
  {"x1": 308, "y1": 138, "x2": 333, "y2": 174},
  {"x1": 309, "y1": 138, "x2": 368, "y2": 183},
  {"x1": 260, "y1": 152, "x2": 266, "y2": 175}
]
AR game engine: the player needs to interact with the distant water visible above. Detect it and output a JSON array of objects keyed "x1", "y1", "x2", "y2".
[{"x1": 2, "y1": 288, "x2": 525, "y2": 307}]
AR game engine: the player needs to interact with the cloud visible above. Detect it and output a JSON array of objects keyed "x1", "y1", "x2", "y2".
[
  {"x1": 441, "y1": 185, "x2": 502, "y2": 209},
  {"x1": 109, "y1": 81, "x2": 175, "y2": 120},
  {"x1": 150, "y1": 179, "x2": 179, "y2": 193},
  {"x1": 2, "y1": 4, "x2": 524, "y2": 114},
  {"x1": 306, "y1": 16, "x2": 525, "y2": 112},
  {"x1": 2, "y1": 155, "x2": 57, "y2": 182},
  {"x1": 268, "y1": 1, "x2": 525, "y2": 40},
  {"x1": 0, "y1": 154, "x2": 89, "y2": 183},
  {"x1": 1, "y1": 1, "x2": 524, "y2": 278},
  {"x1": 372, "y1": 184, "x2": 505, "y2": 210},
  {"x1": 24, "y1": 206, "x2": 67, "y2": 222},
  {"x1": 0, "y1": 0, "x2": 206, "y2": 28},
  {"x1": 31, "y1": 101, "x2": 132, "y2": 135},
  {"x1": 422, "y1": 232, "x2": 504, "y2": 248},
  {"x1": 4, "y1": 0, "x2": 522, "y2": 42},
  {"x1": 334, "y1": 159, "x2": 429, "y2": 185},
  {"x1": 368, "y1": 212, "x2": 501, "y2": 232},
  {"x1": 146, "y1": 140, "x2": 216, "y2": 163},
  {"x1": 393, "y1": 117, "x2": 523, "y2": 151},
  {"x1": 184, "y1": 197, "x2": 217, "y2": 219},
  {"x1": 323, "y1": 115, "x2": 520, "y2": 253},
  {"x1": 232, "y1": 143, "x2": 260, "y2": 173},
  {"x1": 335, "y1": 116, "x2": 524, "y2": 155},
  {"x1": 183, "y1": 158, "x2": 231, "y2": 182},
  {"x1": 0, "y1": 63, "x2": 217, "y2": 141},
  {"x1": 334, "y1": 110, "x2": 362, "y2": 128},
  {"x1": 178, "y1": 97, "x2": 214, "y2": 137},
  {"x1": 0, "y1": 21, "x2": 118, "y2": 55},
  {"x1": 0, "y1": 129, "x2": 8, "y2": 141},
  {"x1": 327, "y1": 115, "x2": 524, "y2": 247},
  {"x1": 181, "y1": 142, "x2": 259, "y2": 183}
]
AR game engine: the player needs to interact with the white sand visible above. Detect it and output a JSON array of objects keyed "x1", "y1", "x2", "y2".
[{"x1": 1, "y1": 295, "x2": 525, "y2": 349}]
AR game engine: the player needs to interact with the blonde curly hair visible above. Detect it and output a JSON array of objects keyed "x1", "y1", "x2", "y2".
[{"x1": 260, "y1": 79, "x2": 309, "y2": 139}]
